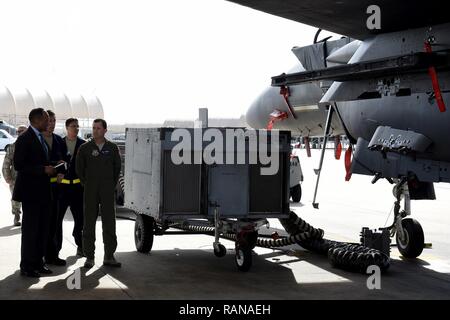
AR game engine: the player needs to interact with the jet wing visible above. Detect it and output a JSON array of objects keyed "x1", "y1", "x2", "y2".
[{"x1": 226, "y1": 0, "x2": 449, "y2": 40}]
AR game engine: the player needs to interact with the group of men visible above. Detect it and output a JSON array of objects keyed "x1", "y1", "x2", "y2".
[{"x1": 2, "y1": 108, "x2": 123, "y2": 278}]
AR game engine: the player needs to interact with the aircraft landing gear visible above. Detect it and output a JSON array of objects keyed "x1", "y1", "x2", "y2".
[
  {"x1": 396, "y1": 218, "x2": 424, "y2": 258},
  {"x1": 390, "y1": 178, "x2": 425, "y2": 258}
]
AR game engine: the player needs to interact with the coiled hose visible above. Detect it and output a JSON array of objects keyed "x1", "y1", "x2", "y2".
[
  {"x1": 176, "y1": 222, "x2": 316, "y2": 248},
  {"x1": 175, "y1": 211, "x2": 390, "y2": 273},
  {"x1": 279, "y1": 211, "x2": 390, "y2": 273}
]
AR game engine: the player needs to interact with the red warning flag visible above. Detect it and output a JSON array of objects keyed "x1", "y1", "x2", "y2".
[
  {"x1": 345, "y1": 145, "x2": 352, "y2": 181},
  {"x1": 424, "y1": 41, "x2": 446, "y2": 112},
  {"x1": 334, "y1": 136, "x2": 342, "y2": 160}
]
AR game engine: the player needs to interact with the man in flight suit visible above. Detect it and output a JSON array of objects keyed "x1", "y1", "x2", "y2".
[
  {"x1": 76, "y1": 119, "x2": 122, "y2": 269},
  {"x1": 56, "y1": 118, "x2": 86, "y2": 258}
]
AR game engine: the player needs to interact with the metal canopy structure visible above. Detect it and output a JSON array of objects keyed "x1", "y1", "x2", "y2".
[{"x1": 0, "y1": 85, "x2": 104, "y2": 127}]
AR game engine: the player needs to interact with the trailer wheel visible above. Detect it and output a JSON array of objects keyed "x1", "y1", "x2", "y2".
[
  {"x1": 214, "y1": 244, "x2": 227, "y2": 258},
  {"x1": 235, "y1": 248, "x2": 252, "y2": 272},
  {"x1": 290, "y1": 184, "x2": 302, "y2": 202},
  {"x1": 244, "y1": 231, "x2": 258, "y2": 250},
  {"x1": 134, "y1": 214, "x2": 154, "y2": 253}
]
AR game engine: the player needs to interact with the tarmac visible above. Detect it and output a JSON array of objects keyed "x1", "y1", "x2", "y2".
[{"x1": 1, "y1": 149, "x2": 450, "y2": 300}]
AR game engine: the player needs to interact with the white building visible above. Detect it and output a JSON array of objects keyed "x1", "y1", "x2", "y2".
[{"x1": 0, "y1": 85, "x2": 104, "y2": 135}]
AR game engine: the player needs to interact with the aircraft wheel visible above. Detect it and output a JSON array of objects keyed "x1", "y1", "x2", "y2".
[
  {"x1": 214, "y1": 244, "x2": 227, "y2": 258},
  {"x1": 135, "y1": 214, "x2": 154, "y2": 253},
  {"x1": 290, "y1": 184, "x2": 302, "y2": 202},
  {"x1": 235, "y1": 247, "x2": 252, "y2": 272},
  {"x1": 396, "y1": 218, "x2": 424, "y2": 258}
]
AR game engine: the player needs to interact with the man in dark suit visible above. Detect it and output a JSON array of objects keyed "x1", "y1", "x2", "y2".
[
  {"x1": 43, "y1": 110, "x2": 67, "y2": 266},
  {"x1": 55, "y1": 118, "x2": 86, "y2": 259},
  {"x1": 13, "y1": 108, "x2": 56, "y2": 278}
]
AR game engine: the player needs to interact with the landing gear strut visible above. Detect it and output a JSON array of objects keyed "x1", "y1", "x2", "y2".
[{"x1": 389, "y1": 178, "x2": 425, "y2": 258}]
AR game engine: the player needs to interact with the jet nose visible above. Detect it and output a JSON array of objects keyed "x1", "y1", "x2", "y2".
[
  {"x1": 246, "y1": 98, "x2": 266, "y2": 129},
  {"x1": 246, "y1": 87, "x2": 280, "y2": 129}
]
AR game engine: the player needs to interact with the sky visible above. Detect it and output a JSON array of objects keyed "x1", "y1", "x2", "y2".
[{"x1": 0, "y1": 0, "x2": 334, "y2": 124}]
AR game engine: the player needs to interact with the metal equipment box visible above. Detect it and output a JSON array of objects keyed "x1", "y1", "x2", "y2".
[{"x1": 124, "y1": 127, "x2": 291, "y2": 221}]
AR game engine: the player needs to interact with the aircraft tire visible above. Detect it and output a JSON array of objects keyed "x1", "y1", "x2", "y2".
[{"x1": 396, "y1": 218, "x2": 424, "y2": 258}]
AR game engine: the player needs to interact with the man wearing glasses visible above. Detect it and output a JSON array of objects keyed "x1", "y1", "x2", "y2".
[{"x1": 2, "y1": 125, "x2": 27, "y2": 226}]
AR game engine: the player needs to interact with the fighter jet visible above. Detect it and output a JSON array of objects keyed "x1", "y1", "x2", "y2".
[{"x1": 226, "y1": 0, "x2": 450, "y2": 259}]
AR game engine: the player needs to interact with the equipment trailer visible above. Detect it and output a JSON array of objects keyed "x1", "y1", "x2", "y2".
[{"x1": 124, "y1": 127, "x2": 291, "y2": 271}]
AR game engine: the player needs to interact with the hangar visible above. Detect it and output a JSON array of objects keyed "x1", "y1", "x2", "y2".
[{"x1": 0, "y1": 85, "x2": 103, "y2": 134}]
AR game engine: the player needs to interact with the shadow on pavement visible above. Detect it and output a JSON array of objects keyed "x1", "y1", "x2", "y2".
[
  {"x1": 0, "y1": 246, "x2": 449, "y2": 299},
  {"x1": 0, "y1": 225, "x2": 21, "y2": 237}
]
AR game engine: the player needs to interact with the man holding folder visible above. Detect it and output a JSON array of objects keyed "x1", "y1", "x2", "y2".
[{"x1": 13, "y1": 108, "x2": 57, "y2": 277}]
